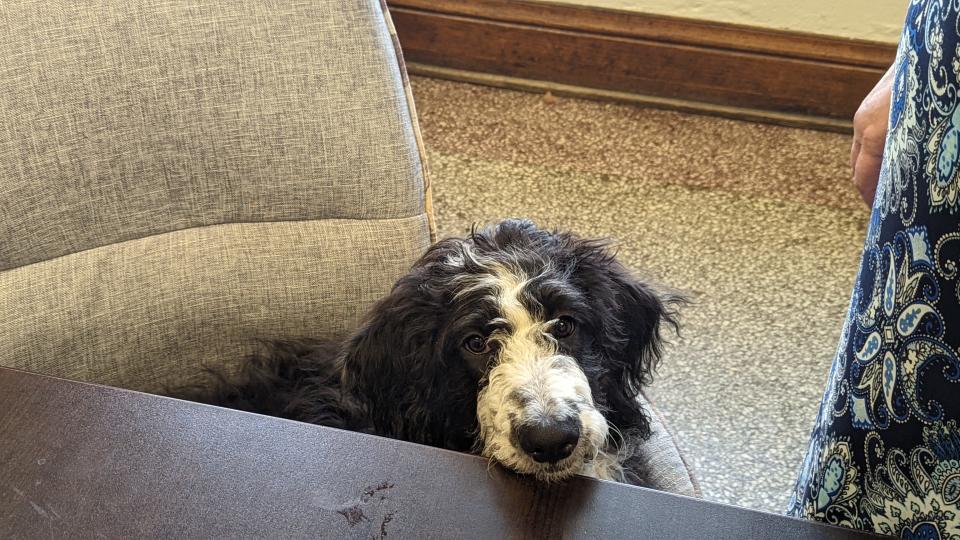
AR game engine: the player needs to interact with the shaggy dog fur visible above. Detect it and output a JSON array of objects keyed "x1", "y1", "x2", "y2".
[{"x1": 173, "y1": 219, "x2": 683, "y2": 485}]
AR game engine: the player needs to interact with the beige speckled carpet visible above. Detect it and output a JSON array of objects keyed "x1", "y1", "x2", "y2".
[{"x1": 410, "y1": 76, "x2": 872, "y2": 513}]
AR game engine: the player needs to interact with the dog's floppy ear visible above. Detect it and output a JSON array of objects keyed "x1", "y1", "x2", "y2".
[
  {"x1": 571, "y1": 240, "x2": 685, "y2": 436},
  {"x1": 611, "y1": 268, "x2": 684, "y2": 387},
  {"x1": 339, "y1": 240, "x2": 477, "y2": 449}
]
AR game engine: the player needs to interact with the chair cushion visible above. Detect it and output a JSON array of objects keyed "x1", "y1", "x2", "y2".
[
  {"x1": 636, "y1": 391, "x2": 702, "y2": 497},
  {"x1": 0, "y1": 216, "x2": 430, "y2": 392}
]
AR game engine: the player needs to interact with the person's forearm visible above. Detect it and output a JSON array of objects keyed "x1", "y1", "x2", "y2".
[{"x1": 850, "y1": 63, "x2": 896, "y2": 206}]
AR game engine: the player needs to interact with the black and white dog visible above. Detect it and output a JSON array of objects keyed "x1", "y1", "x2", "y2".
[{"x1": 176, "y1": 219, "x2": 683, "y2": 485}]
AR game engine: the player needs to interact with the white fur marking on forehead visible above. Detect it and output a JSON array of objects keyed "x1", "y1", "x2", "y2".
[
  {"x1": 492, "y1": 265, "x2": 534, "y2": 329},
  {"x1": 453, "y1": 272, "x2": 502, "y2": 300},
  {"x1": 487, "y1": 266, "x2": 560, "y2": 375},
  {"x1": 489, "y1": 262, "x2": 558, "y2": 323},
  {"x1": 449, "y1": 244, "x2": 512, "y2": 299}
]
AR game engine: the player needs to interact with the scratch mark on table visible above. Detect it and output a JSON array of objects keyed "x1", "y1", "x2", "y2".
[
  {"x1": 361, "y1": 481, "x2": 394, "y2": 503},
  {"x1": 379, "y1": 511, "x2": 394, "y2": 539},
  {"x1": 28, "y1": 500, "x2": 50, "y2": 519},
  {"x1": 331, "y1": 481, "x2": 397, "y2": 535},
  {"x1": 8, "y1": 483, "x2": 56, "y2": 521},
  {"x1": 337, "y1": 504, "x2": 369, "y2": 527}
]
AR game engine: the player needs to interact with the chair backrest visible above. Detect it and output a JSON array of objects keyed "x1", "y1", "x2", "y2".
[{"x1": 0, "y1": 0, "x2": 433, "y2": 392}]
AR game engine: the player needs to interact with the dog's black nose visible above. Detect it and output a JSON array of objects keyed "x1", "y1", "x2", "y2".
[{"x1": 517, "y1": 417, "x2": 580, "y2": 463}]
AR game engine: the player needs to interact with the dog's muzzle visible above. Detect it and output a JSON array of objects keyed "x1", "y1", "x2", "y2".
[{"x1": 477, "y1": 352, "x2": 608, "y2": 480}]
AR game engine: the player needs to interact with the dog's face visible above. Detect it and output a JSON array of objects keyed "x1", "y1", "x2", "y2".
[{"x1": 342, "y1": 220, "x2": 681, "y2": 481}]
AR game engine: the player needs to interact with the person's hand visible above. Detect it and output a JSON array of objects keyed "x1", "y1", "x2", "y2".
[{"x1": 851, "y1": 64, "x2": 896, "y2": 206}]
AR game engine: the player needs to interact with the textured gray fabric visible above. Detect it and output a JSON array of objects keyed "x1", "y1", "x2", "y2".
[
  {"x1": 0, "y1": 216, "x2": 430, "y2": 392},
  {"x1": 0, "y1": 0, "x2": 432, "y2": 390},
  {"x1": 0, "y1": 0, "x2": 425, "y2": 270},
  {"x1": 636, "y1": 392, "x2": 701, "y2": 497}
]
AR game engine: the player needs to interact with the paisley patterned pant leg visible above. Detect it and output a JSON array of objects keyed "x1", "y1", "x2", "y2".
[{"x1": 788, "y1": 1, "x2": 960, "y2": 537}]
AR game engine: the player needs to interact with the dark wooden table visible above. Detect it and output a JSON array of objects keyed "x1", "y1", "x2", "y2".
[{"x1": 0, "y1": 367, "x2": 880, "y2": 539}]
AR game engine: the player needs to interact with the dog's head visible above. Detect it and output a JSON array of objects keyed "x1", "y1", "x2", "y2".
[{"x1": 341, "y1": 219, "x2": 683, "y2": 481}]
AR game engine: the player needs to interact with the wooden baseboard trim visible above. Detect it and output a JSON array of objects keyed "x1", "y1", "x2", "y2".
[
  {"x1": 387, "y1": 0, "x2": 897, "y2": 121},
  {"x1": 408, "y1": 63, "x2": 853, "y2": 133}
]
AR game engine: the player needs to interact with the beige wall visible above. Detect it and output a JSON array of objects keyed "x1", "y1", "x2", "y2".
[{"x1": 542, "y1": 0, "x2": 906, "y2": 43}]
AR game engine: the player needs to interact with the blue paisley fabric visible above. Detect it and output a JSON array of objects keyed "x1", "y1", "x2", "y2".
[{"x1": 789, "y1": 1, "x2": 960, "y2": 537}]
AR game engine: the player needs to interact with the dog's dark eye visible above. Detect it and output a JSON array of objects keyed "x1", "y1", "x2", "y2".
[
  {"x1": 463, "y1": 334, "x2": 490, "y2": 354},
  {"x1": 552, "y1": 317, "x2": 576, "y2": 338}
]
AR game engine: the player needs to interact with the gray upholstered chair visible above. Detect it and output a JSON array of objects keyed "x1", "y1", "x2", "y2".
[
  {"x1": 0, "y1": 0, "x2": 697, "y2": 498},
  {"x1": 0, "y1": 0, "x2": 434, "y2": 392}
]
